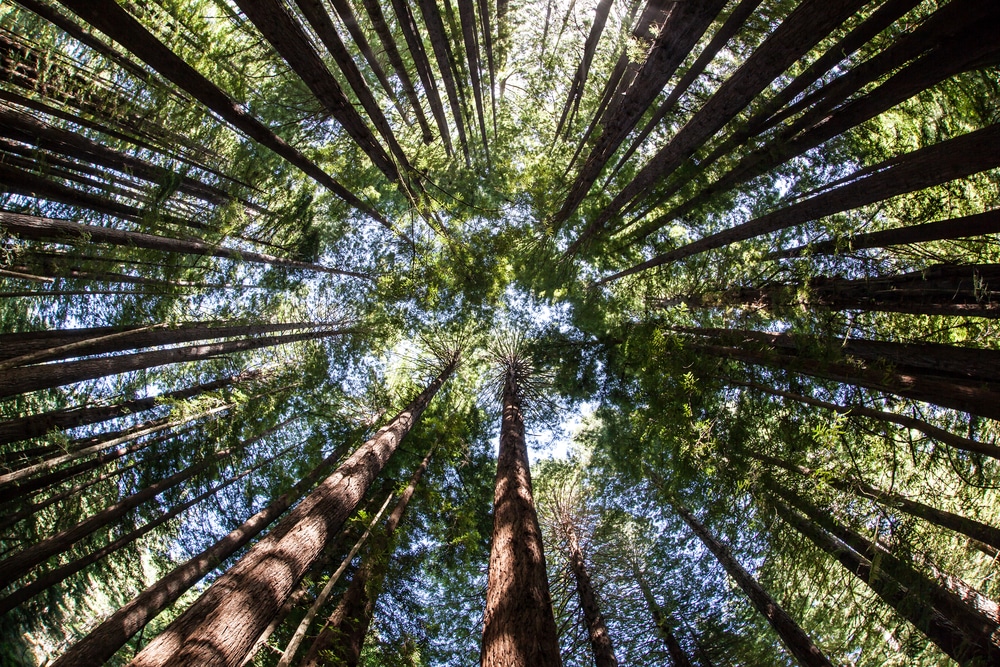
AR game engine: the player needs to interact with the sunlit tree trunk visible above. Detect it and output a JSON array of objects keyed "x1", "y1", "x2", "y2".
[
  {"x1": 481, "y1": 368, "x2": 563, "y2": 667},
  {"x1": 128, "y1": 356, "x2": 457, "y2": 667},
  {"x1": 299, "y1": 446, "x2": 435, "y2": 667}
]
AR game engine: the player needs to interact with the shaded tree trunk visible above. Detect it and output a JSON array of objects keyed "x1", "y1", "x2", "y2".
[
  {"x1": 416, "y1": 0, "x2": 470, "y2": 164},
  {"x1": 53, "y1": 0, "x2": 388, "y2": 227},
  {"x1": 127, "y1": 356, "x2": 457, "y2": 667},
  {"x1": 298, "y1": 446, "x2": 435, "y2": 667},
  {"x1": 669, "y1": 499, "x2": 833, "y2": 667},
  {"x1": 632, "y1": 566, "x2": 692, "y2": 667},
  {"x1": 559, "y1": 506, "x2": 618, "y2": 667},
  {"x1": 769, "y1": 492, "x2": 1000, "y2": 665},
  {"x1": 555, "y1": 0, "x2": 614, "y2": 140},
  {"x1": 481, "y1": 369, "x2": 563, "y2": 667}
]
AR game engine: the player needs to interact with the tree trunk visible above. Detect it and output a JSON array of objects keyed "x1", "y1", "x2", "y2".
[
  {"x1": 749, "y1": 450, "x2": 1000, "y2": 554},
  {"x1": 1, "y1": 211, "x2": 369, "y2": 277},
  {"x1": 0, "y1": 439, "x2": 297, "y2": 615},
  {"x1": 0, "y1": 327, "x2": 351, "y2": 399},
  {"x1": 670, "y1": 500, "x2": 833, "y2": 667},
  {"x1": 632, "y1": 566, "x2": 692, "y2": 667},
  {"x1": 661, "y1": 264, "x2": 1000, "y2": 319},
  {"x1": 0, "y1": 446, "x2": 233, "y2": 589},
  {"x1": 458, "y1": 0, "x2": 490, "y2": 162},
  {"x1": 416, "y1": 0, "x2": 471, "y2": 164},
  {"x1": 597, "y1": 122, "x2": 1000, "y2": 285},
  {"x1": 769, "y1": 492, "x2": 1000, "y2": 664},
  {"x1": 0, "y1": 371, "x2": 254, "y2": 447},
  {"x1": 53, "y1": 0, "x2": 389, "y2": 227},
  {"x1": 127, "y1": 356, "x2": 457, "y2": 667},
  {"x1": 299, "y1": 446, "x2": 435, "y2": 667},
  {"x1": 559, "y1": 507, "x2": 618, "y2": 667},
  {"x1": 481, "y1": 370, "x2": 563, "y2": 667},
  {"x1": 729, "y1": 380, "x2": 1000, "y2": 460},
  {"x1": 555, "y1": 0, "x2": 614, "y2": 140},
  {"x1": 553, "y1": 0, "x2": 729, "y2": 228},
  {"x1": 777, "y1": 210, "x2": 1000, "y2": 258}
]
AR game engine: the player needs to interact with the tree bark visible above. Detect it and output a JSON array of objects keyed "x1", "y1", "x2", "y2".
[
  {"x1": 416, "y1": 0, "x2": 471, "y2": 163},
  {"x1": 553, "y1": 0, "x2": 729, "y2": 228},
  {"x1": 669, "y1": 500, "x2": 833, "y2": 667},
  {"x1": 458, "y1": 0, "x2": 490, "y2": 162},
  {"x1": 597, "y1": 122, "x2": 1000, "y2": 285},
  {"x1": 555, "y1": 0, "x2": 614, "y2": 140},
  {"x1": 299, "y1": 446, "x2": 435, "y2": 667},
  {"x1": 769, "y1": 491, "x2": 1000, "y2": 664},
  {"x1": 481, "y1": 369, "x2": 563, "y2": 667},
  {"x1": 53, "y1": 0, "x2": 388, "y2": 227},
  {"x1": 559, "y1": 506, "x2": 618, "y2": 667},
  {"x1": 127, "y1": 356, "x2": 457, "y2": 667},
  {"x1": 0, "y1": 327, "x2": 352, "y2": 399},
  {"x1": 1, "y1": 211, "x2": 369, "y2": 277},
  {"x1": 632, "y1": 566, "x2": 692, "y2": 667}
]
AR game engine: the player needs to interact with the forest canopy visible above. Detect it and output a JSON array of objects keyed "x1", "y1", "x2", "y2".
[{"x1": 1, "y1": 0, "x2": 999, "y2": 665}]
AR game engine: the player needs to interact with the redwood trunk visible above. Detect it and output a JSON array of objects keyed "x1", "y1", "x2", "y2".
[
  {"x1": 481, "y1": 372, "x2": 563, "y2": 667},
  {"x1": 671, "y1": 501, "x2": 833, "y2": 667},
  {"x1": 127, "y1": 358, "x2": 456, "y2": 667},
  {"x1": 50, "y1": 442, "x2": 350, "y2": 667},
  {"x1": 299, "y1": 447, "x2": 435, "y2": 667},
  {"x1": 560, "y1": 509, "x2": 618, "y2": 667},
  {"x1": 633, "y1": 567, "x2": 692, "y2": 667}
]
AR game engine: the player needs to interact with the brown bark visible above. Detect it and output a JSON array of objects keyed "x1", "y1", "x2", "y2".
[
  {"x1": 769, "y1": 490, "x2": 1000, "y2": 664},
  {"x1": 750, "y1": 451, "x2": 1000, "y2": 553},
  {"x1": 458, "y1": 0, "x2": 490, "y2": 162},
  {"x1": 0, "y1": 327, "x2": 351, "y2": 398},
  {"x1": 555, "y1": 0, "x2": 614, "y2": 140},
  {"x1": 299, "y1": 446, "x2": 435, "y2": 667},
  {"x1": 553, "y1": 0, "x2": 729, "y2": 228},
  {"x1": 481, "y1": 370, "x2": 563, "y2": 667},
  {"x1": 581, "y1": 0, "x2": 874, "y2": 243},
  {"x1": 477, "y1": 0, "x2": 497, "y2": 137},
  {"x1": 127, "y1": 356, "x2": 457, "y2": 667},
  {"x1": 351, "y1": 0, "x2": 433, "y2": 143},
  {"x1": 597, "y1": 123, "x2": 1000, "y2": 285},
  {"x1": 632, "y1": 566, "x2": 692, "y2": 667},
  {"x1": 0, "y1": 371, "x2": 251, "y2": 447},
  {"x1": 1, "y1": 211, "x2": 370, "y2": 277},
  {"x1": 661, "y1": 264, "x2": 1000, "y2": 319},
  {"x1": 670, "y1": 500, "x2": 833, "y2": 667},
  {"x1": 607, "y1": 0, "x2": 765, "y2": 182},
  {"x1": 695, "y1": 341, "x2": 1000, "y2": 422},
  {"x1": 416, "y1": 0, "x2": 470, "y2": 163},
  {"x1": 53, "y1": 0, "x2": 388, "y2": 227},
  {"x1": 559, "y1": 507, "x2": 618, "y2": 667},
  {"x1": 50, "y1": 441, "x2": 351, "y2": 667},
  {"x1": 777, "y1": 210, "x2": 1000, "y2": 258}
]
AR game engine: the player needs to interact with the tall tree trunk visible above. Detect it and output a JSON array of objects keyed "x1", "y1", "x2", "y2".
[
  {"x1": 416, "y1": 0, "x2": 471, "y2": 164},
  {"x1": 0, "y1": 327, "x2": 351, "y2": 399},
  {"x1": 597, "y1": 123, "x2": 1000, "y2": 285},
  {"x1": 777, "y1": 210, "x2": 1000, "y2": 258},
  {"x1": 749, "y1": 451, "x2": 1000, "y2": 554},
  {"x1": 553, "y1": 0, "x2": 729, "y2": 228},
  {"x1": 660, "y1": 264, "x2": 1000, "y2": 319},
  {"x1": 128, "y1": 355, "x2": 458, "y2": 667},
  {"x1": 1, "y1": 211, "x2": 369, "y2": 277},
  {"x1": 555, "y1": 0, "x2": 614, "y2": 140},
  {"x1": 53, "y1": 0, "x2": 389, "y2": 228},
  {"x1": 632, "y1": 565, "x2": 693, "y2": 667},
  {"x1": 728, "y1": 380, "x2": 999, "y2": 460},
  {"x1": 558, "y1": 506, "x2": 618, "y2": 667},
  {"x1": 769, "y1": 492, "x2": 1000, "y2": 664},
  {"x1": 481, "y1": 368, "x2": 563, "y2": 667},
  {"x1": 457, "y1": 0, "x2": 490, "y2": 162},
  {"x1": 0, "y1": 439, "x2": 297, "y2": 615},
  {"x1": 669, "y1": 499, "x2": 833, "y2": 667},
  {"x1": 0, "y1": 446, "x2": 234, "y2": 588},
  {"x1": 299, "y1": 446, "x2": 435, "y2": 667},
  {"x1": 0, "y1": 371, "x2": 254, "y2": 447}
]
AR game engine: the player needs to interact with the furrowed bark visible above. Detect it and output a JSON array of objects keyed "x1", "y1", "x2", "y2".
[
  {"x1": 127, "y1": 357, "x2": 457, "y2": 667},
  {"x1": 481, "y1": 370, "x2": 563, "y2": 667}
]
